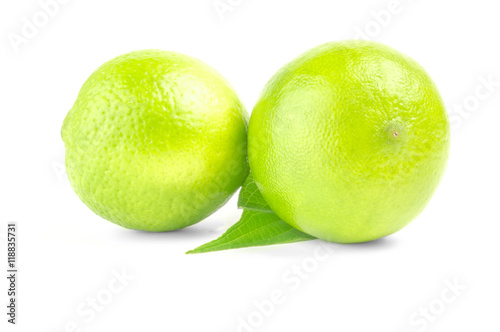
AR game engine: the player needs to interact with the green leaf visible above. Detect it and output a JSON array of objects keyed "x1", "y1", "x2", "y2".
[
  {"x1": 237, "y1": 173, "x2": 272, "y2": 212},
  {"x1": 186, "y1": 173, "x2": 316, "y2": 254},
  {"x1": 186, "y1": 210, "x2": 315, "y2": 254}
]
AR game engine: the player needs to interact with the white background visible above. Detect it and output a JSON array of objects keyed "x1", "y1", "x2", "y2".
[{"x1": 1, "y1": 0, "x2": 499, "y2": 331}]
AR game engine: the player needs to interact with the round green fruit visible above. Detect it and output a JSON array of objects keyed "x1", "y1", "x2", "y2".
[
  {"x1": 248, "y1": 40, "x2": 450, "y2": 243},
  {"x1": 62, "y1": 50, "x2": 249, "y2": 231}
]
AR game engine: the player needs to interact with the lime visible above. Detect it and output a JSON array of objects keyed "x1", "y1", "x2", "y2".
[
  {"x1": 62, "y1": 50, "x2": 249, "y2": 231},
  {"x1": 248, "y1": 40, "x2": 450, "y2": 243}
]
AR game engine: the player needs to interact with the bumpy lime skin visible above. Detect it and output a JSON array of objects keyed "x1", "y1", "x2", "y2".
[
  {"x1": 248, "y1": 40, "x2": 450, "y2": 243},
  {"x1": 62, "y1": 50, "x2": 249, "y2": 231}
]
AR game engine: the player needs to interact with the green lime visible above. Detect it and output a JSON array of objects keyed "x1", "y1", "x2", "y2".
[
  {"x1": 62, "y1": 50, "x2": 249, "y2": 231},
  {"x1": 248, "y1": 40, "x2": 450, "y2": 243}
]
